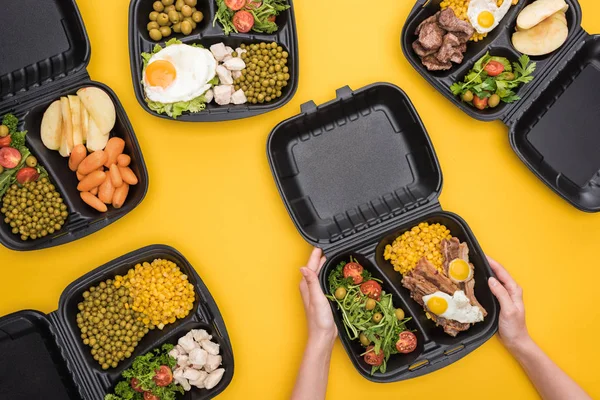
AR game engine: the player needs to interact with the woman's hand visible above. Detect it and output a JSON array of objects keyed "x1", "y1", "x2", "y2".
[
  {"x1": 487, "y1": 255, "x2": 531, "y2": 353},
  {"x1": 299, "y1": 247, "x2": 337, "y2": 346}
]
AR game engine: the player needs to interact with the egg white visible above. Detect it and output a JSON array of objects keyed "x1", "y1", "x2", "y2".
[
  {"x1": 468, "y1": 0, "x2": 512, "y2": 34},
  {"x1": 143, "y1": 44, "x2": 217, "y2": 104},
  {"x1": 422, "y1": 290, "x2": 484, "y2": 324}
]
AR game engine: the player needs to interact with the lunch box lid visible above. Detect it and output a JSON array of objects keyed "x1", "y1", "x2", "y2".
[
  {"x1": 401, "y1": 0, "x2": 600, "y2": 212},
  {"x1": 0, "y1": 0, "x2": 91, "y2": 104},
  {"x1": 267, "y1": 83, "x2": 443, "y2": 253}
]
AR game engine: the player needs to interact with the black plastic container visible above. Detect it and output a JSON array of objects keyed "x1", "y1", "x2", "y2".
[
  {"x1": 0, "y1": 0, "x2": 149, "y2": 251},
  {"x1": 128, "y1": 0, "x2": 299, "y2": 121},
  {"x1": 0, "y1": 245, "x2": 234, "y2": 400},
  {"x1": 267, "y1": 83, "x2": 499, "y2": 382},
  {"x1": 401, "y1": 0, "x2": 600, "y2": 212}
]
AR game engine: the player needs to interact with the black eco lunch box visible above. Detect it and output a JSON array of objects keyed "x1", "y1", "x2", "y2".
[
  {"x1": 267, "y1": 83, "x2": 500, "y2": 382},
  {"x1": 402, "y1": 0, "x2": 600, "y2": 212},
  {"x1": 0, "y1": 0, "x2": 149, "y2": 251},
  {"x1": 0, "y1": 245, "x2": 234, "y2": 400},
  {"x1": 128, "y1": 0, "x2": 299, "y2": 121}
]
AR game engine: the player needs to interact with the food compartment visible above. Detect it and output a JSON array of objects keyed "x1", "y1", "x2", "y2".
[
  {"x1": 319, "y1": 252, "x2": 425, "y2": 381},
  {"x1": 510, "y1": 35, "x2": 600, "y2": 211},
  {"x1": 0, "y1": 310, "x2": 82, "y2": 400},
  {"x1": 57, "y1": 246, "x2": 208, "y2": 374},
  {"x1": 375, "y1": 212, "x2": 498, "y2": 346}
]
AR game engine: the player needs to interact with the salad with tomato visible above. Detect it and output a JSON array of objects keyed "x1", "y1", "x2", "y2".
[
  {"x1": 213, "y1": 0, "x2": 290, "y2": 35},
  {"x1": 450, "y1": 53, "x2": 536, "y2": 110},
  {"x1": 327, "y1": 257, "x2": 418, "y2": 374}
]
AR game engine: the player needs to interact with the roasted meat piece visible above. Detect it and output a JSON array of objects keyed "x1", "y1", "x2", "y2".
[{"x1": 437, "y1": 8, "x2": 476, "y2": 38}]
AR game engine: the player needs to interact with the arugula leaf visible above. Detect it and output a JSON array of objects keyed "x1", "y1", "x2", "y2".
[
  {"x1": 213, "y1": 0, "x2": 236, "y2": 35},
  {"x1": 1, "y1": 114, "x2": 18, "y2": 134}
]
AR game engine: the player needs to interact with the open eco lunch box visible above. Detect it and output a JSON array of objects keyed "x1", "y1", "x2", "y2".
[
  {"x1": 128, "y1": 0, "x2": 299, "y2": 121},
  {"x1": 0, "y1": 245, "x2": 234, "y2": 400},
  {"x1": 402, "y1": 0, "x2": 600, "y2": 212},
  {"x1": 267, "y1": 83, "x2": 500, "y2": 382},
  {"x1": 0, "y1": 0, "x2": 149, "y2": 251}
]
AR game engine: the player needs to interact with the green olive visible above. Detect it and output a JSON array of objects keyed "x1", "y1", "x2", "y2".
[
  {"x1": 25, "y1": 156, "x2": 37, "y2": 167},
  {"x1": 147, "y1": 21, "x2": 159, "y2": 31},
  {"x1": 159, "y1": 26, "x2": 172, "y2": 37},
  {"x1": 180, "y1": 20, "x2": 192, "y2": 35},
  {"x1": 157, "y1": 13, "x2": 170, "y2": 26},
  {"x1": 192, "y1": 10, "x2": 203, "y2": 22},
  {"x1": 152, "y1": 1, "x2": 164, "y2": 12},
  {"x1": 503, "y1": 72, "x2": 515, "y2": 80},
  {"x1": 168, "y1": 10, "x2": 180, "y2": 23},
  {"x1": 172, "y1": 22, "x2": 182, "y2": 33},
  {"x1": 149, "y1": 11, "x2": 159, "y2": 21},
  {"x1": 359, "y1": 333, "x2": 371, "y2": 346},
  {"x1": 334, "y1": 287, "x2": 347, "y2": 300},
  {"x1": 149, "y1": 28, "x2": 162, "y2": 41},
  {"x1": 395, "y1": 308, "x2": 405, "y2": 320},
  {"x1": 181, "y1": 4, "x2": 192, "y2": 17},
  {"x1": 0, "y1": 125, "x2": 8, "y2": 137},
  {"x1": 161, "y1": 0, "x2": 174, "y2": 5},
  {"x1": 175, "y1": 0, "x2": 185, "y2": 10},
  {"x1": 462, "y1": 90, "x2": 474, "y2": 102},
  {"x1": 488, "y1": 94, "x2": 501, "y2": 108},
  {"x1": 164, "y1": 4, "x2": 176, "y2": 13},
  {"x1": 184, "y1": 0, "x2": 197, "y2": 6},
  {"x1": 365, "y1": 298, "x2": 376, "y2": 311},
  {"x1": 372, "y1": 312, "x2": 383, "y2": 323}
]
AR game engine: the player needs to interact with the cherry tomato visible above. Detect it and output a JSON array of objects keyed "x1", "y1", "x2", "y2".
[
  {"x1": 363, "y1": 345, "x2": 384, "y2": 366},
  {"x1": 396, "y1": 331, "x2": 418, "y2": 354},
  {"x1": 484, "y1": 61, "x2": 505, "y2": 77},
  {"x1": 153, "y1": 365, "x2": 173, "y2": 387},
  {"x1": 0, "y1": 135, "x2": 11, "y2": 147},
  {"x1": 225, "y1": 0, "x2": 245, "y2": 10},
  {"x1": 16, "y1": 167, "x2": 39, "y2": 184},
  {"x1": 130, "y1": 378, "x2": 144, "y2": 393},
  {"x1": 233, "y1": 10, "x2": 254, "y2": 32},
  {"x1": 245, "y1": 0, "x2": 262, "y2": 9},
  {"x1": 472, "y1": 95, "x2": 488, "y2": 110},
  {"x1": 360, "y1": 280, "x2": 382, "y2": 301},
  {"x1": 343, "y1": 262, "x2": 364, "y2": 284},
  {"x1": 0, "y1": 147, "x2": 22, "y2": 169},
  {"x1": 144, "y1": 392, "x2": 159, "y2": 400}
]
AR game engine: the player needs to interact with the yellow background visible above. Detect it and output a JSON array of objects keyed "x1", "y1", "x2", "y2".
[{"x1": 1, "y1": 0, "x2": 599, "y2": 398}]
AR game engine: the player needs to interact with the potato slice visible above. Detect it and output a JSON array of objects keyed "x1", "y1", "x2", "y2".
[
  {"x1": 58, "y1": 97, "x2": 73, "y2": 157},
  {"x1": 40, "y1": 100, "x2": 62, "y2": 150},
  {"x1": 517, "y1": 0, "x2": 568, "y2": 30},
  {"x1": 77, "y1": 87, "x2": 116, "y2": 135},
  {"x1": 81, "y1": 104, "x2": 89, "y2": 144},
  {"x1": 512, "y1": 12, "x2": 569, "y2": 56},
  {"x1": 68, "y1": 95, "x2": 83, "y2": 147},
  {"x1": 86, "y1": 117, "x2": 110, "y2": 152}
]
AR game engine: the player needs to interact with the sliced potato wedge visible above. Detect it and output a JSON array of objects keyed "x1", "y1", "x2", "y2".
[
  {"x1": 516, "y1": 0, "x2": 568, "y2": 30},
  {"x1": 512, "y1": 11, "x2": 569, "y2": 56},
  {"x1": 77, "y1": 87, "x2": 116, "y2": 135},
  {"x1": 40, "y1": 100, "x2": 62, "y2": 150}
]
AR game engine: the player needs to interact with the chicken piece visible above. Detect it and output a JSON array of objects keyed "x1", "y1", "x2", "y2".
[
  {"x1": 183, "y1": 368, "x2": 203, "y2": 381},
  {"x1": 168, "y1": 347, "x2": 180, "y2": 360},
  {"x1": 204, "y1": 368, "x2": 225, "y2": 390},
  {"x1": 232, "y1": 70, "x2": 242, "y2": 80},
  {"x1": 190, "y1": 329, "x2": 212, "y2": 342},
  {"x1": 216, "y1": 65, "x2": 233, "y2": 85},
  {"x1": 225, "y1": 46, "x2": 234, "y2": 55},
  {"x1": 189, "y1": 370, "x2": 208, "y2": 389},
  {"x1": 178, "y1": 335, "x2": 197, "y2": 353},
  {"x1": 223, "y1": 57, "x2": 246, "y2": 71},
  {"x1": 210, "y1": 43, "x2": 229, "y2": 62},
  {"x1": 222, "y1": 54, "x2": 233, "y2": 63},
  {"x1": 175, "y1": 345, "x2": 185, "y2": 354},
  {"x1": 201, "y1": 339, "x2": 220, "y2": 355},
  {"x1": 214, "y1": 85, "x2": 233, "y2": 105},
  {"x1": 231, "y1": 89, "x2": 247, "y2": 105},
  {"x1": 174, "y1": 368, "x2": 191, "y2": 391},
  {"x1": 189, "y1": 347, "x2": 208, "y2": 367},
  {"x1": 204, "y1": 89, "x2": 214, "y2": 103},
  {"x1": 235, "y1": 47, "x2": 247, "y2": 55},
  {"x1": 204, "y1": 354, "x2": 222, "y2": 373},
  {"x1": 176, "y1": 354, "x2": 190, "y2": 368}
]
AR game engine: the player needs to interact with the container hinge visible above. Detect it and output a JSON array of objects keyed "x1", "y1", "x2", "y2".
[
  {"x1": 300, "y1": 100, "x2": 317, "y2": 115},
  {"x1": 335, "y1": 86, "x2": 353, "y2": 101},
  {"x1": 48, "y1": 311, "x2": 106, "y2": 400}
]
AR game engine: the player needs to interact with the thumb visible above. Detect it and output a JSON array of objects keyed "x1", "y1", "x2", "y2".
[{"x1": 301, "y1": 267, "x2": 324, "y2": 299}]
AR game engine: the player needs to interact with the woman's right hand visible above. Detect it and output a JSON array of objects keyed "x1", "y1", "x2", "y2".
[{"x1": 487, "y1": 255, "x2": 531, "y2": 354}]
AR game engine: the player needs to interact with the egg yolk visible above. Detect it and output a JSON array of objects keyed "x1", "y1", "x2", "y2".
[
  {"x1": 146, "y1": 60, "x2": 177, "y2": 88},
  {"x1": 427, "y1": 296, "x2": 448, "y2": 315},
  {"x1": 449, "y1": 259, "x2": 471, "y2": 282},
  {"x1": 478, "y1": 11, "x2": 495, "y2": 28}
]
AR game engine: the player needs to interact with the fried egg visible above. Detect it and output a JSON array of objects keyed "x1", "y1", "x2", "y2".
[
  {"x1": 447, "y1": 259, "x2": 473, "y2": 283},
  {"x1": 422, "y1": 291, "x2": 484, "y2": 324},
  {"x1": 143, "y1": 44, "x2": 217, "y2": 104},
  {"x1": 467, "y1": 0, "x2": 512, "y2": 34}
]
